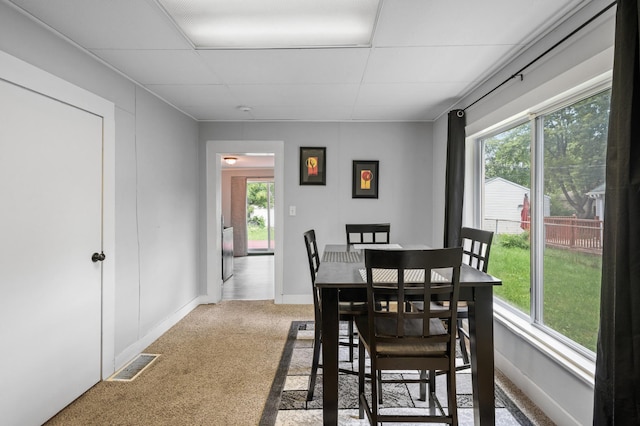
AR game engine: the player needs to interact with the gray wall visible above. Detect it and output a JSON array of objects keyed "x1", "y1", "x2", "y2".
[
  {"x1": 433, "y1": 1, "x2": 615, "y2": 424},
  {"x1": 200, "y1": 121, "x2": 434, "y2": 299},
  {"x1": 0, "y1": 3, "x2": 201, "y2": 366}
]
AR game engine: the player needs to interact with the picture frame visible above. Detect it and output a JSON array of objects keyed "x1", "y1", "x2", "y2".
[
  {"x1": 299, "y1": 147, "x2": 327, "y2": 185},
  {"x1": 352, "y1": 160, "x2": 379, "y2": 199}
]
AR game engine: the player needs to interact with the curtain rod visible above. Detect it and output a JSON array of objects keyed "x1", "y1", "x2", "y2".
[{"x1": 463, "y1": 1, "x2": 616, "y2": 112}]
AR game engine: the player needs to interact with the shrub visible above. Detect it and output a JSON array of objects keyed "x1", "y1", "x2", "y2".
[
  {"x1": 498, "y1": 232, "x2": 530, "y2": 250},
  {"x1": 248, "y1": 215, "x2": 265, "y2": 228}
]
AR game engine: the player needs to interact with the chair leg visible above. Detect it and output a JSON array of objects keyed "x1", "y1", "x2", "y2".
[
  {"x1": 348, "y1": 319, "x2": 355, "y2": 363},
  {"x1": 458, "y1": 318, "x2": 470, "y2": 365},
  {"x1": 429, "y1": 369, "x2": 437, "y2": 415},
  {"x1": 370, "y1": 358, "x2": 379, "y2": 425},
  {"x1": 307, "y1": 327, "x2": 322, "y2": 401},
  {"x1": 358, "y1": 340, "x2": 365, "y2": 419},
  {"x1": 447, "y1": 369, "x2": 458, "y2": 424},
  {"x1": 419, "y1": 370, "x2": 427, "y2": 401}
]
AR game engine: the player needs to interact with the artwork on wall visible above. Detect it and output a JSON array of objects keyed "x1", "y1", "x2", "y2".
[
  {"x1": 352, "y1": 160, "x2": 379, "y2": 199},
  {"x1": 299, "y1": 147, "x2": 326, "y2": 185}
]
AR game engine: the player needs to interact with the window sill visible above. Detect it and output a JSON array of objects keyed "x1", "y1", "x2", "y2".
[{"x1": 493, "y1": 303, "x2": 595, "y2": 387}]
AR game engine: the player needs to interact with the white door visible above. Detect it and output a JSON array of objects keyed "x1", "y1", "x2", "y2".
[{"x1": 0, "y1": 79, "x2": 103, "y2": 425}]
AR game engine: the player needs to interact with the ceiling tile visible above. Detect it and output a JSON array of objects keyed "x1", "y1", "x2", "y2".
[
  {"x1": 91, "y1": 49, "x2": 222, "y2": 85},
  {"x1": 179, "y1": 105, "x2": 254, "y2": 121},
  {"x1": 197, "y1": 48, "x2": 370, "y2": 84},
  {"x1": 10, "y1": 0, "x2": 191, "y2": 49},
  {"x1": 374, "y1": 0, "x2": 585, "y2": 47},
  {"x1": 363, "y1": 45, "x2": 517, "y2": 84},
  {"x1": 356, "y1": 82, "x2": 466, "y2": 106},
  {"x1": 250, "y1": 105, "x2": 355, "y2": 121},
  {"x1": 229, "y1": 84, "x2": 360, "y2": 107},
  {"x1": 145, "y1": 84, "x2": 237, "y2": 107}
]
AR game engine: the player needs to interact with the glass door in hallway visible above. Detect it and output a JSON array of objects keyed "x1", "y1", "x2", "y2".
[{"x1": 247, "y1": 179, "x2": 275, "y2": 253}]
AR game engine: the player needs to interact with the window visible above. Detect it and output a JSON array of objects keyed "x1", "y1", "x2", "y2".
[
  {"x1": 480, "y1": 88, "x2": 609, "y2": 355},
  {"x1": 247, "y1": 179, "x2": 275, "y2": 253}
]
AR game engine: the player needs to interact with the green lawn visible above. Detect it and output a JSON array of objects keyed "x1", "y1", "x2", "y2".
[
  {"x1": 488, "y1": 237, "x2": 601, "y2": 352},
  {"x1": 247, "y1": 224, "x2": 274, "y2": 241}
]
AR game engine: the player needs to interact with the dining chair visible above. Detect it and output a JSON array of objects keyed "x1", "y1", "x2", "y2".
[
  {"x1": 412, "y1": 227, "x2": 494, "y2": 373},
  {"x1": 454, "y1": 226, "x2": 494, "y2": 366},
  {"x1": 356, "y1": 247, "x2": 463, "y2": 425},
  {"x1": 303, "y1": 229, "x2": 367, "y2": 401},
  {"x1": 345, "y1": 223, "x2": 391, "y2": 245}
]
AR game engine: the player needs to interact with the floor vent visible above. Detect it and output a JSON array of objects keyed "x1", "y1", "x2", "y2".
[{"x1": 108, "y1": 354, "x2": 160, "y2": 382}]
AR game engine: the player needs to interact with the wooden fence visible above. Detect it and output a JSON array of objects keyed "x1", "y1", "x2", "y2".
[
  {"x1": 542, "y1": 216, "x2": 603, "y2": 252},
  {"x1": 485, "y1": 216, "x2": 603, "y2": 253}
]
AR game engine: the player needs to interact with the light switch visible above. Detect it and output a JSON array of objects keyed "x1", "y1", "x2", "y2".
[{"x1": 289, "y1": 206, "x2": 296, "y2": 216}]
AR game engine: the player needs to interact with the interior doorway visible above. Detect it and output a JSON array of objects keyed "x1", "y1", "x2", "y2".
[{"x1": 207, "y1": 140, "x2": 284, "y2": 304}]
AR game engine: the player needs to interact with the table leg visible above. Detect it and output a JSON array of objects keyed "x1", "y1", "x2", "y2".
[
  {"x1": 321, "y1": 287, "x2": 339, "y2": 425},
  {"x1": 468, "y1": 286, "x2": 495, "y2": 425}
]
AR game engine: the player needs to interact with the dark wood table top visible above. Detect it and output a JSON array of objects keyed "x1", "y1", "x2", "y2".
[{"x1": 316, "y1": 244, "x2": 502, "y2": 288}]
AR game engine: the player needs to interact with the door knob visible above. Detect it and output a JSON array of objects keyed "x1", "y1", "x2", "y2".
[{"x1": 91, "y1": 252, "x2": 106, "y2": 262}]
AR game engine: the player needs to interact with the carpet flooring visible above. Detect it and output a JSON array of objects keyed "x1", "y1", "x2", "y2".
[{"x1": 261, "y1": 321, "x2": 534, "y2": 426}]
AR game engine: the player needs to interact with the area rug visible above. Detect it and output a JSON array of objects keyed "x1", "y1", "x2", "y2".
[{"x1": 260, "y1": 321, "x2": 533, "y2": 426}]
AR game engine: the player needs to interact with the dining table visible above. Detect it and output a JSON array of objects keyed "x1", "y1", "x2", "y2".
[{"x1": 315, "y1": 243, "x2": 502, "y2": 425}]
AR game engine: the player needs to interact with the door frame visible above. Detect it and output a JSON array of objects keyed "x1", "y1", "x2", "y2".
[
  {"x1": 0, "y1": 51, "x2": 116, "y2": 378},
  {"x1": 205, "y1": 140, "x2": 284, "y2": 303}
]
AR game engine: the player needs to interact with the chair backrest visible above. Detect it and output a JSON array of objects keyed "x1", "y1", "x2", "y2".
[
  {"x1": 345, "y1": 223, "x2": 391, "y2": 244},
  {"x1": 363, "y1": 247, "x2": 462, "y2": 359},
  {"x1": 303, "y1": 230, "x2": 322, "y2": 320},
  {"x1": 460, "y1": 227, "x2": 494, "y2": 273}
]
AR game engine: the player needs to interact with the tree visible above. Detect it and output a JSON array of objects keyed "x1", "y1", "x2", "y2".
[
  {"x1": 484, "y1": 90, "x2": 609, "y2": 219},
  {"x1": 543, "y1": 90, "x2": 609, "y2": 218},
  {"x1": 484, "y1": 122, "x2": 531, "y2": 188}
]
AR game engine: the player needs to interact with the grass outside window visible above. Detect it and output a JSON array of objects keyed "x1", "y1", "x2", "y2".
[{"x1": 488, "y1": 234, "x2": 601, "y2": 352}]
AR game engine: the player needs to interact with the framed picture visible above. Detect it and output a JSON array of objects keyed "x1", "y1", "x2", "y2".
[
  {"x1": 352, "y1": 160, "x2": 379, "y2": 199},
  {"x1": 300, "y1": 147, "x2": 326, "y2": 185}
]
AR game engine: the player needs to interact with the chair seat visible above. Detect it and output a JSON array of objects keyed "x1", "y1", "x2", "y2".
[
  {"x1": 412, "y1": 301, "x2": 468, "y2": 317},
  {"x1": 356, "y1": 316, "x2": 447, "y2": 356},
  {"x1": 339, "y1": 300, "x2": 368, "y2": 315}
]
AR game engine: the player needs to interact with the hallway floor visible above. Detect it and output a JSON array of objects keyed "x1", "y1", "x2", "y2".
[{"x1": 222, "y1": 255, "x2": 274, "y2": 300}]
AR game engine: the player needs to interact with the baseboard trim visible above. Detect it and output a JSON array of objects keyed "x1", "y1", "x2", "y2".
[
  {"x1": 113, "y1": 296, "x2": 203, "y2": 371},
  {"x1": 495, "y1": 351, "x2": 582, "y2": 426}
]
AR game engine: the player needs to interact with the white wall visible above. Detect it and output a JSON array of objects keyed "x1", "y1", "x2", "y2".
[
  {"x1": 0, "y1": 2, "x2": 202, "y2": 369},
  {"x1": 433, "y1": 1, "x2": 616, "y2": 424},
  {"x1": 200, "y1": 121, "x2": 433, "y2": 300}
]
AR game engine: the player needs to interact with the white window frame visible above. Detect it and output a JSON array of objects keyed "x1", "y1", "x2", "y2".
[{"x1": 469, "y1": 73, "x2": 612, "y2": 385}]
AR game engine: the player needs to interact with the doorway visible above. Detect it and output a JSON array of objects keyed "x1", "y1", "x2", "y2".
[{"x1": 206, "y1": 141, "x2": 284, "y2": 304}]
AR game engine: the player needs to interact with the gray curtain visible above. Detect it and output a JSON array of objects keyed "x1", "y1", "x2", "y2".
[
  {"x1": 593, "y1": 0, "x2": 640, "y2": 423},
  {"x1": 443, "y1": 109, "x2": 466, "y2": 247},
  {"x1": 231, "y1": 176, "x2": 248, "y2": 256}
]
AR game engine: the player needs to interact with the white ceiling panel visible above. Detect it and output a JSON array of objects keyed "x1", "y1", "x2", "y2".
[
  {"x1": 250, "y1": 105, "x2": 356, "y2": 121},
  {"x1": 363, "y1": 45, "x2": 518, "y2": 84},
  {"x1": 10, "y1": 0, "x2": 191, "y2": 49},
  {"x1": 356, "y1": 83, "x2": 466, "y2": 107},
  {"x1": 6, "y1": 0, "x2": 601, "y2": 121},
  {"x1": 145, "y1": 84, "x2": 237, "y2": 107},
  {"x1": 229, "y1": 84, "x2": 361, "y2": 107},
  {"x1": 180, "y1": 105, "x2": 255, "y2": 121},
  {"x1": 197, "y1": 48, "x2": 370, "y2": 84},
  {"x1": 91, "y1": 50, "x2": 222, "y2": 85},
  {"x1": 374, "y1": 0, "x2": 587, "y2": 47}
]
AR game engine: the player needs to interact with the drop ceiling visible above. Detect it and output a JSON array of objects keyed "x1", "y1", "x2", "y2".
[{"x1": 8, "y1": 0, "x2": 588, "y2": 122}]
